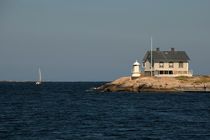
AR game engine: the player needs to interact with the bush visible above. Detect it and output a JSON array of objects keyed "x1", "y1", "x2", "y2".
[{"x1": 175, "y1": 76, "x2": 189, "y2": 81}]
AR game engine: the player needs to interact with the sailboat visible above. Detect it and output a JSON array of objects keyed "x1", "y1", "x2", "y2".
[{"x1": 36, "y1": 68, "x2": 42, "y2": 85}]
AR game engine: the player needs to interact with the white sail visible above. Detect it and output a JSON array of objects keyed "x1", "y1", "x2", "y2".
[{"x1": 36, "y1": 68, "x2": 42, "y2": 85}]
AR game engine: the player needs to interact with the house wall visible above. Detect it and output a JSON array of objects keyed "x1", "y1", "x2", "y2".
[
  {"x1": 153, "y1": 62, "x2": 188, "y2": 72},
  {"x1": 143, "y1": 61, "x2": 192, "y2": 76},
  {"x1": 144, "y1": 61, "x2": 152, "y2": 71},
  {"x1": 144, "y1": 61, "x2": 190, "y2": 73}
]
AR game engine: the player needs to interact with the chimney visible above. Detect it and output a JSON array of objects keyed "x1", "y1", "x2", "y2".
[
  {"x1": 156, "y1": 48, "x2": 160, "y2": 51},
  {"x1": 171, "y1": 48, "x2": 175, "y2": 52}
]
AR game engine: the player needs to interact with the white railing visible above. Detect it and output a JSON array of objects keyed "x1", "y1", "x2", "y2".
[{"x1": 154, "y1": 70, "x2": 193, "y2": 77}]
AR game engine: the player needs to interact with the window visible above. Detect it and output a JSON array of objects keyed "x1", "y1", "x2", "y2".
[
  {"x1": 169, "y1": 62, "x2": 174, "y2": 68},
  {"x1": 179, "y1": 62, "x2": 183, "y2": 68},
  {"x1": 159, "y1": 62, "x2": 164, "y2": 68}
]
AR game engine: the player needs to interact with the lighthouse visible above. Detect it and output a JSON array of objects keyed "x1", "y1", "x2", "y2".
[{"x1": 131, "y1": 60, "x2": 141, "y2": 78}]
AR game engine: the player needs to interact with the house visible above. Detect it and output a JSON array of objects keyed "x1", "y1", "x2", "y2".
[{"x1": 142, "y1": 48, "x2": 193, "y2": 77}]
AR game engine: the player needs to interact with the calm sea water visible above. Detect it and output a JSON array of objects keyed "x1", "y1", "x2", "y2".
[{"x1": 0, "y1": 82, "x2": 210, "y2": 140}]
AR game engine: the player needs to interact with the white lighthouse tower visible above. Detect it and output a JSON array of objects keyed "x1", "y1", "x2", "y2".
[{"x1": 131, "y1": 60, "x2": 141, "y2": 78}]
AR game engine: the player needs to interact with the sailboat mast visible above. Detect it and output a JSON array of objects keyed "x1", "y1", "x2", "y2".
[
  {"x1": 150, "y1": 36, "x2": 153, "y2": 77},
  {"x1": 39, "y1": 68, "x2": 41, "y2": 82}
]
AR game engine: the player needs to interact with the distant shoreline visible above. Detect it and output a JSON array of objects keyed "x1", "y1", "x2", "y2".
[{"x1": 0, "y1": 81, "x2": 108, "y2": 83}]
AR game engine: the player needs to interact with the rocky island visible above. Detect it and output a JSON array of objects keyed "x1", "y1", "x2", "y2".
[
  {"x1": 97, "y1": 46, "x2": 210, "y2": 93},
  {"x1": 98, "y1": 76, "x2": 210, "y2": 93}
]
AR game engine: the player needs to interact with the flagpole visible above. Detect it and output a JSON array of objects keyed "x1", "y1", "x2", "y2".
[{"x1": 150, "y1": 36, "x2": 153, "y2": 77}]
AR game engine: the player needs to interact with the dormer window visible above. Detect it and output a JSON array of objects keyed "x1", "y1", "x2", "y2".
[
  {"x1": 169, "y1": 62, "x2": 174, "y2": 68},
  {"x1": 159, "y1": 62, "x2": 164, "y2": 68}
]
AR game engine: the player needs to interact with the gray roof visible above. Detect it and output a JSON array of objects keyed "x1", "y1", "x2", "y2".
[{"x1": 143, "y1": 50, "x2": 190, "y2": 62}]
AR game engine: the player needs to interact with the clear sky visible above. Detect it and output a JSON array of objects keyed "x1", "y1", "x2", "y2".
[{"x1": 0, "y1": 0, "x2": 210, "y2": 81}]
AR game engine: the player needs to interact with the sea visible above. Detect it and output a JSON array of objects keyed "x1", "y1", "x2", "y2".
[{"x1": 0, "y1": 82, "x2": 210, "y2": 140}]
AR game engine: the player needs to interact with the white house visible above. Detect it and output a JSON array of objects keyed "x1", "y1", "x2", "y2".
[{"x1": 142, "y1": 48, "x2": 193, "y2": 77}]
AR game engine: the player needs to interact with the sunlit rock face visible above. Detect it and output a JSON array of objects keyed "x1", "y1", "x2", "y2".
[{"x1": 98, "y1": 76, "x2": 210, "y2": 92}]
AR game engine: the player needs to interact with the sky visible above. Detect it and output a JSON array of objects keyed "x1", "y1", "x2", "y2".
[{"x1": 0, "y1": 0, "x2": 210, "y2": 81}]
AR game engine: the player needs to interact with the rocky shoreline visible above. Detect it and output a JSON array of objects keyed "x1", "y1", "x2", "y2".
[{"x1": 97, "y1": 76, "x2": 210, "y2": 93}]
